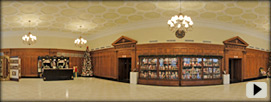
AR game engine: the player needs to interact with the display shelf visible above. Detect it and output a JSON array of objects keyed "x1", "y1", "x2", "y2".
[
  {"x1": 9, "y1": 57, "x2": 21, "y2": 80},
  {"x1": 139, "y1": 55, "x2": 222, "y2": 86},
  {"x1": 158, "y1": 57, "x2": 179, "y2": 80},
  {"x1": 182, "y1": 57, "x2": 202, "y2": 80},
  {"x1": 139, "y1": 57, "x2": 157, "y2": 79}
]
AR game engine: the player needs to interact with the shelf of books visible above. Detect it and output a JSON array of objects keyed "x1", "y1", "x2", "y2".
[
  {"x1": 158, "y1": 58, "x2": 179, "y2": 80},
  {"x1": 139, "y1": 57, "x2": 157, "y2": 79}
]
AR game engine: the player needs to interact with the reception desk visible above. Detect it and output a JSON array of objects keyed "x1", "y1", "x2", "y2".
[{"x1": 43, "y1": 68, "x2": 73, "y2": 81}]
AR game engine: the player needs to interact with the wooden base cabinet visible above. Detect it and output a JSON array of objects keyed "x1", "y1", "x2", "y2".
[{"x1": 138, "y1": 79, "x2": 179, "y2": 86}]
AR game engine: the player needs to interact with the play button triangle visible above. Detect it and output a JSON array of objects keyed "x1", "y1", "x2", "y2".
[{"x1": 254, "y1": 84, "x2": 262, "y2": 95}]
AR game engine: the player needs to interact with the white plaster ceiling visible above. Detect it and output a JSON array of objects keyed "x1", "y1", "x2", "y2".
[{"x1": 1, "y1": 1, "x2": 270, "y2": 39}]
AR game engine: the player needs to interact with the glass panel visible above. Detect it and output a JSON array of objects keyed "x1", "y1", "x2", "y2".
[
  {"x1": 159, "y1": 58, "x2": 178, "y2": 80},
  {"x1": 191, "y1": 58, "x2": 202, "y2": 79},
  {"x1": 140, "y1": 70, "x2": 148, "y2": 78},
  {"x1": 159, "y1": 58, "x2": 166, "y2": 70},
  {"x1": 140, "y1": 58, "x2": 157, "y2": 79},
  {"x1": 203, "y1": 58, "x2": 212, "y2": 79},
  {"x1": 159, "y1": 58, "x2": 167, "y2": 79},
  {"x1": 148, "y1": 58, "x2": 157, "y2": 79},
  {"x1": 213, "y1": 59, "x2": 221, "y2": 78},
  {"x1": 169, "y1": 58, "x2": 178, "y2": 70},
  {"x1": 182, "y1": 58, "x2": 192, "y2": 79},
  {"x1": 148, "y1": 71, "x2": 157, "y2": 79},
  {"x1": 182, "y1": 58, "x2": 202, "y2": 80},
  {"x1": 168, "y1": 58, "x2": 178, "y2": 79}
]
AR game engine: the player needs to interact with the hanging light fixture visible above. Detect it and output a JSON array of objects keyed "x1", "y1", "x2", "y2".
[
  {"x1": 22, "y1": 20, "x2": 37, "y2": 45},
  {"x1": 74, "y1": 26, "x2": 87, "y2": 48},
  {"x1": 167, "y1": 3, "x2": 193, "y2": 38}
]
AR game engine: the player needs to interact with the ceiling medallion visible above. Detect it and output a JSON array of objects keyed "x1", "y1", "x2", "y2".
[
  {"x1": 167, "y1": 13, "x2": 193, "y2": 38},
  {"x1": 74, "y1": 26, "x2": 87, "y2": 48},
  {"x1": 22, "y1": 20, "x2": 37, "y2": 45}
]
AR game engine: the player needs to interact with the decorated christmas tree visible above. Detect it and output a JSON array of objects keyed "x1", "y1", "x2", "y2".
[{"x1": 81, "y1": 46, "x2": 93, "y2": 76}]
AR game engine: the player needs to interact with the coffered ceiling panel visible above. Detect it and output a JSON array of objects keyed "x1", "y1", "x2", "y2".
[{"x1": 1, "y1": 1, "x2": 270, "y2": 37}]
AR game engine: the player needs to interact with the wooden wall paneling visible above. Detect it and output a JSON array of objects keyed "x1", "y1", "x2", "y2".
[
  {"x1": 1, "y1": 48, "x2": 84, "y2": 77},
  {"x1": 30, "y1": 56, "x2": 38, "y2": 76},
  {"x1": 244, "y1": 49, "x2": 269, "y2": 79},
  {"x1": 90, "y1": 38, "x2": 267, "y2": 84}
]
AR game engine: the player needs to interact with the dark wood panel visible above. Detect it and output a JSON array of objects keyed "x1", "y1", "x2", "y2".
[
  {"x1": 138, "y1": 79, "x2": 179, "y2": 86},
  {"x1": 91, "y1": 48, "x2": 118, "y2": 79},
  {"x1": 181, "y1": 79, "x2": 222, "y2": 86}
]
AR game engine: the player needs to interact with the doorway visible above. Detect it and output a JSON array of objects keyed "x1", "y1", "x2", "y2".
[
  {"x1": 118, "y1": 58, "x2": 131, "y2": 83},
  {"x1": 229, "y1": 59, "x2": 242, "y2": 83}
]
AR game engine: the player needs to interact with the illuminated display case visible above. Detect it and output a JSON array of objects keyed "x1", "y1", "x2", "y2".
[
  {"x1": 158, "y1": 58, "x2": 178, "y2": 80},
  {"x1": 139, "y1": 57, "x2": 157, "y2": 79},
  {"x1": 182, "y1": 57, "x2": 221, "y2": 80},
  {"x1": 182, "y1": 58, "x2": 202, "y2": 80},
  {"x1": 139, "y1": 55, "x2": 222, "y2": 86}
]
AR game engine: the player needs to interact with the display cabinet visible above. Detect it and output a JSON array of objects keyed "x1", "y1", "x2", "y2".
[
  {"x1": 0, "y1": 56, "x2": 9, "y2": 81},
  {"x1": 139, "y1": 57, "x2": 157, "y2": 79},
  {"x1": 203, "y1": 58, "x2": 213, "y2": 79},
  {"x1": 9, "y1": 56, "x2": 21, "y2": 81},
  {"x1": 139, "y1": 55, "x2": 222, "y2": 86},
  {"x1": 182, "y1": 58, "x2": 202, "y2": 80},
  {"x1": 212, "y1": 59, "x2": 221, "y2": 78},
  {"x1": 158, "y1": 58, "x2": 179, "y2": 80}
]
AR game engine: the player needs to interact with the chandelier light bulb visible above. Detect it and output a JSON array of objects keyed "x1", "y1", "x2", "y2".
[
  {"x1": 189, "y1": 21, "x2": 193, "y2": 25},
  {"x1": 179, "y1": 15, "x2": 183, "y2": 20},
  {"x1": 185, "y1": 24, "x2": 189, "y2": 28},
  {"x1": 177, "y1": 24, "x2": 181, "y2": 28},
  {"x1": 167, "y1": 20, "x2": 172, "y2": 25},
  {"x1": 22, "y1": 32, "x2": 37, "y2": 45}
]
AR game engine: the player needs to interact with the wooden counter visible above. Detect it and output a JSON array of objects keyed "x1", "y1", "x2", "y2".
[{"x1": 43, "y1": 68, "x2": 73, "y2": 81}]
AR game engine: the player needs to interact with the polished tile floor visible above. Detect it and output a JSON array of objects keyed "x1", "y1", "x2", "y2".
[{"x1": 1, "y1": 77, "x2": 270, "y2": 101}]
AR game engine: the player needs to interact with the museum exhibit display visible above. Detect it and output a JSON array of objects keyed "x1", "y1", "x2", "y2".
[
  {"x1": 0, "y1": 55, "x2": 10, "y2": 81},
  {"x1": 9, "y1": 56, "x2": 21, "y2": 81}
]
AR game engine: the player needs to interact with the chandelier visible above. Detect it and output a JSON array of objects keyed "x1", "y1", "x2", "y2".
[
  {"x1": 167, "y1": 13, "x2": 193, "y2": 38},
  {"x1": 22, "y1": 20, "x2": 37, "y2": 45},
  {"x1": 74, "y1": 26, "x2": 87, "y2": 48}
]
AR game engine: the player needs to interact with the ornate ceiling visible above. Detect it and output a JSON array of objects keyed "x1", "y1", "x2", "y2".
[{"x1": 1, "y1": 1, "x2": 270, "y2": 38}]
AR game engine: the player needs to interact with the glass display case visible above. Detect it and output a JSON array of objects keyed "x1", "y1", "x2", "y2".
[
  {"x1": 212, "y1": 58, "x2": 221, "y2": 78},
  {"x1": 139, "y1": 56, "x2": 221, "y2": 81},
  {"x1": 203, "y1": 58, "x2": 212, "y2": 79},
  {"x1": 158, "y1": 58, "x2": 178, "y2": 80},
  {"x1": 139, "y1": 57, "x2": 157, "y2": 79},
  {"x1": 182, "y1": 58, "x2": 202, "y2": 80}
]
